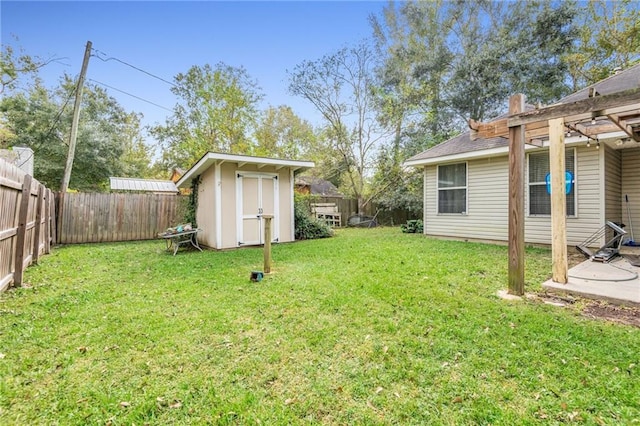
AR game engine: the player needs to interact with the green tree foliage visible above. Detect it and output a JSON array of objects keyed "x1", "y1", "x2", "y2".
[
  {"x1": 253, "y1": 105, "x2": 317, "y2": 159},
  {"x1": 1, "y1": 40, "x2": 61, "y2": 95},
  {"x1": 368, "y1": 0, "x2": 579, "y2": 215},
  {"x1": 372, "y1": 0, "x2": 578, "y2": 128},
  {"x1": 152, "y1": 63, "x2": 263, "y2": 170},
  {"x1": 498, "y1": 0, "x2": 577, "y2": 105},
  {"x1": 289, "y1": 42, "x2": 389, "y2": 213},
  {"x1": 565, "y1": 0, "x2": 640, "y2": 89},
  {"x1": 119, "y1": 112, "x2": 154, "y2": 178},
  {"x1": 1, "y1": 76, "x2": 150, "y2": 191}
]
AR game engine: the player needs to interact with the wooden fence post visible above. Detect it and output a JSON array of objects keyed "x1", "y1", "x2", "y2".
[
  {"x1": 56, "y1": 191, "x2": 64, "y2": 245},
  {"x1": 263, "y1": 215, "x2": 273, "y2": 273},
  {"x1": 44, "y1": 189, "x2": 52, "y2": 253},
  {"x1": 32, "y1": 184, "x2": 44, "y2": 264},
  {"x1": 14, "y1": 174, "x2": 32, "y2": 287}
]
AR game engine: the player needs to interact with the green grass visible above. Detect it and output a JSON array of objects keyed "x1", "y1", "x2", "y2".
[{"x1": 1, "y1": 227, "x2": 638, "y2": 425}]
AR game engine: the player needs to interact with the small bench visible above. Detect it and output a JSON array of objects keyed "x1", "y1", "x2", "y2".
[{"x1": 311, "y1": 203, "x2": 341, "y2": 227}]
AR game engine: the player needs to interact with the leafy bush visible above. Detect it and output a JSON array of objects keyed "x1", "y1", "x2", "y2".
[
  {"x1": 400, "y1": 219, "x2": 423, "y2": 234},
  {"x1": 294, "y1": 194, "x2": 333, "y2": 240}
]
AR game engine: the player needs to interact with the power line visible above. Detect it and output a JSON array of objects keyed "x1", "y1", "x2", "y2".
[
  {"x1": 43, "y1": 80, "x2": 78, "y2": 144},
  {"x1": 88, "y1": 79, "x2": 173, "y2": 112},
  {"x1": 91, "y1": 49, "x2": 176, "y2": 87}
]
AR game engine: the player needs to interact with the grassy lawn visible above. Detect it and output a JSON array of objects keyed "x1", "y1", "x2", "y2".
[{"x1": 1, "y1": 227, "x2": 638, "y2": 425}]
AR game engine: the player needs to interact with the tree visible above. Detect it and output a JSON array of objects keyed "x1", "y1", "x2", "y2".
[
  {"x1": 116, "y1": 112, "x2": 154, "y2": 178},
  {"x1": 289, "y1": 42, "x2": 390, "y2": 213},
  {"x1": 151, "y1": 63, "x2": 263, "y2": 170},
  {"x1": 1, "y1": 40, "x2": 61, "y2": 95},
  {"x1": 565, "y1": 0, "x2": 640, "y2": 89},
  {"x1": 498, "y1": 0, "x2": 577, "y2": 105},
  {"x1": 253, "y1": 105, "x2": 317, "y2": 159},
  {"x1": 1, "y1": 76, "x2": 149, "y2": 190}
]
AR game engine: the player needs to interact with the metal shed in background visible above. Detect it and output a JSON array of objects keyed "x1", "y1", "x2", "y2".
[{"x1": 109, "y1": 177, "x2": 179, "y2": 194}]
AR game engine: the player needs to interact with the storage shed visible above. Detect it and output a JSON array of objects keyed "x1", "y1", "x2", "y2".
[{"x1": 176, "y1": 152, "x2": 314, "y2": 249}]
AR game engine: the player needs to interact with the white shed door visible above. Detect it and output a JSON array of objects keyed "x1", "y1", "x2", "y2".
[{"x1": 237, "y1": 172, "x2": 279, "y2": 246}]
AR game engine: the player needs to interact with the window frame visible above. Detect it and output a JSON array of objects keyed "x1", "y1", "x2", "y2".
[
  {"x1": 437, "y1": 161, "x2": 468, "y2": 215},
  {"x1": 527, "y1": 148, "x2": 577, "y2": 217}
]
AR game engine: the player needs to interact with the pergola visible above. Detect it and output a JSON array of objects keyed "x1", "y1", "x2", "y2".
[{"x1": 469, "y1": 87, "x2": 640, "y2": 295}]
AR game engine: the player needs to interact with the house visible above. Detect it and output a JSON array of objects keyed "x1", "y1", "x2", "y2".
[
  {"x1": 176, "y1": 152, "x2": 314, "y2": 249},
  {"x1": 404, "y1": 63, "x2": 640, "y2": 247},
  {"x1": 294, "y1": 175, "x2": 343, "y2": 198},
  {"x1": 109, "y1": 177, "x2": 179, "y2": 194}
]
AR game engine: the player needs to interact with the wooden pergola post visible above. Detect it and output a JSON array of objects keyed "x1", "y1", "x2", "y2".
[
  {"x1": 508, "y1": 94, "x2": 526, "y2": 295},
  {"x1": 549, "y1": 118, "x2": 568, "y2": 283},
  {"x1": 470, "y1": 87, "x2": 640, "y2": 295}
]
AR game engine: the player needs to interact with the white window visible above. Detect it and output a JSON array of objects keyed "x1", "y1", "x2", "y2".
[
  {"x1": 528, "y1": 149, "x2": 576, "y2": 216},
  {"x1": 438, "y1": 162, "x2": 467, "y2": 214}
]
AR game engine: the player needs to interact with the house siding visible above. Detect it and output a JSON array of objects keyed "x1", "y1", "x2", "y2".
[
  {"x1": 425, "y1": 156, "x2": 509, "y2": 241},
  {"x1": 424, "y1": 146, "x2": 603, "y2": 246},
  {"x1": 605, "y1": 145, "x2": 622, "y2": 226},
  {"x1": 621, "y1": 147, "x2": 640, "y2": 238},
  {"x1": 525, "y1": 146, "x2": 601, "y2": 246}
]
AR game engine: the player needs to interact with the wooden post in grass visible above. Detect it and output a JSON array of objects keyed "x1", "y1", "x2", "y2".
[
  {"x1": 508, "y1": 94, "x2": 526, "y2": 296},
  {"x1": 263, "y1": 215, "x2": 273, "y2": 273}
]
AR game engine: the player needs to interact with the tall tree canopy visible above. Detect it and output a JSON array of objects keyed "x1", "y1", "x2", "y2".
[
  {"x1": 565, "y1": 0, "x2": 640, "y2": 90},
  {"x1": 289, "y1": 42, "x2": 389, "y2": 213},
  {"x1": 151, "y1": 63, "x2": 263, "y2": 170},
  {"x1": 253, "y1": 105, "x2": 318, "y2": 160},
  {"x1": 1, "y1": 76, "x2": 152, "y2": 191}
]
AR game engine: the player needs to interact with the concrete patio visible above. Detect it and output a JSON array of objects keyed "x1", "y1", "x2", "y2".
[{"x1": 543, "y1": 253, "x2": 640, "y2": 307}]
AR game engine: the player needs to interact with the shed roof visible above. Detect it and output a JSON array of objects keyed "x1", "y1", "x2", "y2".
[
  {"x1": 405, "y1": 63, "x2": 640, "y2": 167},
  {"x1": 109, "y1": 177, "x2": 179, "y2": 193},
  {"x1": 176, "y1": 152, "x2": 314, "y2": 188}
]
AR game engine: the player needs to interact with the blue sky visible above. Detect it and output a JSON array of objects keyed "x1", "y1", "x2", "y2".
[{"x1": 2, "y1": 1, "x2": 386, "y2": 141}]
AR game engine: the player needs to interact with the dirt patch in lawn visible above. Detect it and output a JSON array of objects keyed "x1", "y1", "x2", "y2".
[
  {"x1": 581, "y1": 300, "x2": 640, "y2": 328},
  {"x1": 533, "y1": 293, "x2": 640, "y2": 328}
]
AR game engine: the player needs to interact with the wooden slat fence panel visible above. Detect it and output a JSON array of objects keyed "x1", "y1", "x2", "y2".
[
  {"x1": 313, "y1": 196, "x2": 418, "y2": 226},
  {"x1": 0, "y1": 158, "x2": 54, "y2": 292},
  {"x1": 58, "y1": 192, "x2": 185, "y2": 244}
]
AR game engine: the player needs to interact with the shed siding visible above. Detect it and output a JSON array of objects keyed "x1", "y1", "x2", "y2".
[
  {"x1": 196, "y1": 165, "x2": 216, "y2": 248},
  {"x1": 621, "y1": 147, "x2": 640, "y2": 237},
  {"x1": 212, "y1": 162, "x2": 295, "y2": 249},
  {"x1": 424, "y1": 146, "x2": 603, "y2": 246},
  {"x1": 220, "y1": 163, "x2": 239, "y2": 249}
]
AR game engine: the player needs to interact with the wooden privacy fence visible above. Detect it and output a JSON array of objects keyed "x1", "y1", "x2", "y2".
[
  {"x1": 58, "y1": 193, "x2": 186, "y2": 244},
  {"x1": 1, "y1": 158, "x2": 55, "y2": 292},
  {"x1": 313, "y1": 196, "x2": 418, "y2": 226}
]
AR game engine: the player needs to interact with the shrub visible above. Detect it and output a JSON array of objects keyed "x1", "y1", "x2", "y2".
[
  {"x1": 294, "y1": 194, "x2": 333, "y2": 240},
  {"x1": 400, "y1": 219, "x2": 423, "y2": 234}
]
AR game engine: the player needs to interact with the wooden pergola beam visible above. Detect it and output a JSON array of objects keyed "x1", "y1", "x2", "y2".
[
  {"x1": 478, "y1": 88, "x2": 640, "y2": 294},
  {"x1": 606, "y1": 113, "x2": 640, "y2": 142},
  {"x1": 509, "y1": 87, "x2": 640, "y2": 127}
]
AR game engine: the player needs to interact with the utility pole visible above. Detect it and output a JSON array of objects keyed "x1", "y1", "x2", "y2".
[{"x1": 60, "y1": 40, "x2": 92, "y2": 193}]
